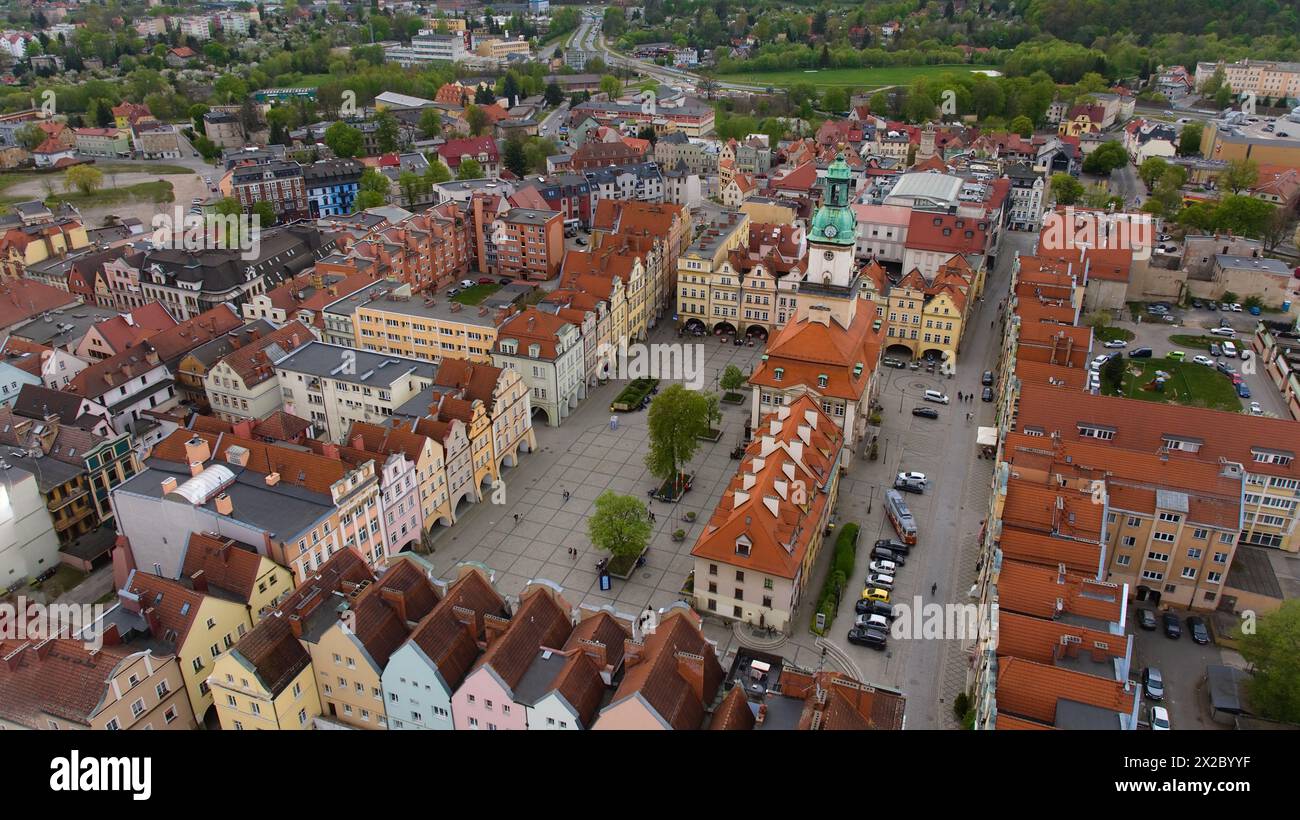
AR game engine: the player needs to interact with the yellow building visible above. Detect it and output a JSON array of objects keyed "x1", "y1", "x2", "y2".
[
  {"x1": 181, "y1": 533, "x2": 294, "y2": 625},
  {"x1": 676, "y1": 210, "x2": 751, "y2": 330},
  {"x1": 883, "y1": 256, "x2": 975, "y2": 368},
  {"x1": 348, "y1": 420, "x2": 455, "y2": 531},
  {"x1": 0, "y1": 220, "x2": 90, "y2": 279},
  {"x1": 116, "y1": 570, "x2": 254, "y2": 723},
  {"x1": 353, "y1": 284, "x2": 500, "y2": 363}
]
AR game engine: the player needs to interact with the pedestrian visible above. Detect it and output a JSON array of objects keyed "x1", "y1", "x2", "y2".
[
  {"x1": 931, "y1": 582, "x2": 938, "y2": 596},
  {"x1": 513, "y1": 513, "x2": 520, "y2": 525},
  {"x1": 562, "y1": 488, "x2": 570, "y2": 502}
]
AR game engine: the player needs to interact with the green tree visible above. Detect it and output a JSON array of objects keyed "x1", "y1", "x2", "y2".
[
  {"x1": 544, "y1": 81, "x2": 564, "y2": 108},
  {"x1": 456, "y1": 158, "x2": 484, "y2": 180},
  {"x1": 418, "y1": 107, "x2": 442, "y2": 140},
  {"x1": 323, "y1": 121, "x2": 363, "y2": 158},
  {"x1": 1050, "y1": 173, "x2": 1084, "y2": 205},
  {"x1": 644, "y1": 384, "x2": 708, "y2": 495},
  {"x1": 424, "y1": 158, "x2": 451, "y2": 185},
  {"x1": 1081, "y1": 141, "x2": 1128, "y2": 175},
  {"x1": 189, "y1": 103, "x2": 210, "y2": 133},
  {"x1": 1009, "y1": 115, "x2": 1033, "y2": 137},
  {"x1": 64, "y1": 165, "x2": 104, "y2": 195},
  {"x1": 503, "y1": 138, "x2": 528, "y2": 178},
  {"x1": 821, "y1": 87, "x2": 848, "y2": 113},
  {"x1": 465, "y1": 104, "x2": 488, "y2": 137},
  {"x1": 719, "y1": 364, "x2": 747, "y2": 393},
  {"x1": 587, "y1": 490, "x2": 653, "y2": 563},
  {"x1": 1212, "y1": 195, "x2": 1275, "y2": 238},
  {"x1": 599, "y1": 75, "x2": 622, "y2": 100},
  {"x1": 251, "y1": 200, "x2": 276, "y2": 228},
  {"x1": 214, "y1": 197, "x2": 244, "y2": 217},
  {"x1": 372, "y1": 109, "x2": 400, "y2": 154},
  {"x1": 1138, "y1": 156, "x2": 1169, "y2": 190},
  {"x1": 15, "y1": 123, "x2": 45, "y2": 152},
  {"x1": 354, "y1": 190, "x2": 387, "y2": 211},
  {"x1": 1238, "y1": 599, "x2": 1300, "y2": 723},
  {"x1": 1219, "y1": 158, "x2": 1259, "y2": 195},
  {"x1": 1178, "y1": 122, "x2": 1204, "y2": 157},
  {"x1": 1101, "y1": 353, "x2": 1124, "y2": 392},
  {"x1": 398, "y1": 170, "x2": 426, "y2": 205}
]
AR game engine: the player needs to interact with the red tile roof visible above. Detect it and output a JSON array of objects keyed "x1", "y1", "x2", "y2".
[{"x1": 0, "y1": 638, "x2": 137, "y2": 728}]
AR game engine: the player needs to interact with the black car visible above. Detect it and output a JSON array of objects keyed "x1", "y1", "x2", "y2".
[
  {"x1": 1186, "y1": 615, "x2": 1211, "y2": 645},
  {"x1": 1136, "y1": 608, "x2": 1157, "y2": 630},
  {"x1": 1191, "y1": 299, "x2": 1203, "y2": 309},
  {"x1": 846, "y1": 627, "x2": 888, "y2": 649},
  {"x1": 1130, "y1": 348, "x2": 1154, "y2": 358},
  {"x1": 1162, "y1": 611, "x2": 1182, "y2": 639},
  {"x1": 981, "y1": 386, "x2": 993, "y2": 402},
  {"x1": 982, "y1": 370, "x2": 994, "y2": 386},
  {"x1": 893, "y1": 478, "x2": 925, "y2": 494},
  {"x1": 873, "y1": 538, "x2": 911, "y2": 556},
  {"x1": 498, "y1": 277, "x2": 513, "y2": 285},
  {"x1": 870, "y1": 546, "x2": 905, "y2": 566},
  {"x1": 912, "y1": 406, "x2": 939, "y2": 419},
  {"x1": 854, "y1": 599, "x2": 896, "y2": 620}
]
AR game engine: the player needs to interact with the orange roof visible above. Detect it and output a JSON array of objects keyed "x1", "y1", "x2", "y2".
[
  {"x1": 0, "y1": 278, "x2": 79, "y2": 330},
  {"x1": 995, "y1": 559, "x2": 1126, "y2": 623},
  {"x1": 996, "y1": 656, "x2": 1134, "y2": 726},
  {"x1": 1000, "y1": 476, "x2": 1104, "y2": 543},
  {"x1": 750, "y1": 303, "x2": 886, "y2": 402},
  {"x1": 996, "y1": 611, "x2": 1128, "y2": 666},
  {"x1": 772, "y1": 161, "x2": 817, "y2": 192},
  {"x1": 180, "y1": 533, "x2": 267, "y2": 602},
  {"x1": 0, "y1": 638, "x2": 138, "y2": 728},
  {"x1": 152, "y1": 428, "x2": 346, "y2": 496},
  {"x1": 215, "y1": 320, "x2": 312, "y2": 387},
  {"x1": 601, "y1": 609, "x2": 723, "y2": 730},
  {"x1": 691, "y1": 396, "x2": 843, "y2": 579},
  {"x1": 1083, "y1": 247, "x2": 1132, "y2": 283},
  {"x1": 494, "y1": 307, "x2": 573, "y2": 360}
]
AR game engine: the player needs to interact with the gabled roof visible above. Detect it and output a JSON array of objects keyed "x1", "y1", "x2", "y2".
[
  {"x1": 600, "y1": 609, "x2": 722, "y2": 730},
  {"x1": 0, "y1": 638, "x2": 136, "y2": 728},
  {"x1": 122, "y1": 571, "x2": 207, "y2": 650},
  {"x1": 180, "y1": 533, "x2": 267, "y2": 603},
  {"x1": 405, "y1": 568, "x2": 507, "y2": 689},
  {"x1": 470, "y1": 585, "x2": 572, "y2": 697},
  {"x1": 344, "y1": 559, "x2": 440, "y2": 668},
  {"x1": 996, "y1": 656, "x2": 1133, "y2": 727},
  {"x1": 749, "y1": 300, "x2": 886, "y2": 401}
]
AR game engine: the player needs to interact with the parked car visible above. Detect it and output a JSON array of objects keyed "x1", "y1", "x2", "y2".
[
  {"x1": 1228, "y1": 303, "x2": 1243, "y2": 312},
  {"x1": 1167, "y1": 350, "x2": 1185, "y2": 361},
  {"x1": 860, "y1": 586, "x2": 891, "y2": 603},
  {"x1": 1103, "y1": 340, "x2": 1127, "y2": 349},
  {"x1": 982, "y1": 370, "x2": 995, "y2": 385},
  {"x1": 498, "y1": 277, "x2": 513, "y2": 285},
  {"x1": 883, "y1": 357, "x2": 907, "y2": 369},
  {"x1": 1192, "y1": 355, "x2": 1214, "y2": 366},
  {"x1": 1162, "y1": 611, "x2": 1182, "y2": 639},
  {"x1": 868, "y1": 560, "x2": 898, "y2": 576},
  {"x1": 1136, "y1": 608, "x2": 1157, "y2": 630},
  {"x1": 1190, "y1": 299, "x2": 1203, "y2": 309},
  {"x1": 1150, "y1": 705, "x2": 1171, "y2": 730},
  {"x1": 865, "y1": 573, "x2": 895, "y2": 590},
  {"x1": 447, "y1": 287, "x2": 460, "y2": 297},
  {"x1": 894, "y1": 477, "x2": 925, "y2": 494},
  {"x1": 1210, "y1": 326, "x2": 1236, "y2": 337},
  {"x1": 1090, "y1": 355, "x2": 1111, "y2": 370},
  {"x1": 478, "y1": 277, "x2": 494, "y2": 285},
  {"x1": 1209, "y1": 342, "x2": 1222, "y2": 356},
  {"x1": 912, "y1": 407, "x2": 940, "y2": 419},
  {"x1": 982, "y1": 386, "x2": 994, "y2": 402},
  {"x1": 1237, "y1": 383, "x2": 1252, "y2": 398},
  {"x1": 855, "y1": 599, "x2": 896, "y2": 619},
  {"x1": 1186, "y1": 615, "x2": 1211, "y2": 645},
  {"x1": 897, "y1": 471, "x2": 927, "y2": 485},
  {"x1": 870, "y1": 546, "x2": 906, "y2": 565},
  {"x1": 923, "y1": 389, "x2": 949, "y2": 404},
  {"x1": 1249, "y1": 402, "x2": 1264, "y2": 416},
  {"x1": 854, "y1": 613, "x2": 890, "y2": 632},
  {"x1": 1130, "y1": 347, "x2": 1154, "y2": 358},
  {"x1": 1142, "y1": 666, "x2": 1165, "y2": 701},
  {"x1": 459, "y1": 279, "x2": 476, "y2": 288},
  {"x1": 847, "y1": 627, "x2": 888, "y2": 649},
  {"x1": 874, "y1": 539, "x2": 912, "y2": 555}
]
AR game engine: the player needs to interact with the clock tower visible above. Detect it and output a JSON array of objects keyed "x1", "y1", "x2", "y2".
[{"x1": 799, "y1": 154, "x2": 861, "y2": 326}]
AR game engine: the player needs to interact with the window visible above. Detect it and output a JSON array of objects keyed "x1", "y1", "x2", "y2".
[
  {"x1": 1187, "y1": 548, "x2": 1203, "y2": 560},
  {"x1": 1181, "y1": 567, "x2": 1197, "y2": 579},
  {"x1": 1147, "y1": 551, "x2": 1169, "y2": 563},
  {"x1": 1158, "y1": 512, "x2": 1181, "y2": 523},
  {"x1": 1192, "y1": 528, "x2": 1208, "y2": 540},
  {"x1": 164, "y1": 707, "x2": 177, "y2": 724},
  {"x1": 1116, "y1": 554, "x2": 1131, "y2": 566},
  {"x1": 1152, "y1": 532, "x2": 1175, "y2": 543},
  {"x1": 156, "y1": 681, "x2": 169, "y2": 698},
  {"x1": 131, "y1": 699, "x2": 145, "y2": 717},
  {"x1": 735, "y1": 570, "x2": 744, "y2": 582}
]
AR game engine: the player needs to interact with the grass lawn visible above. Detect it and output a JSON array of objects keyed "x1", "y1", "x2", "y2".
[
  {"x1": 712, "y1": 64, "x2": 987, "y2": 90},
  {"x1": 34, "y1": 565, "x2": 88, "y2": 599},
  {"x1": 95, "y1": 162, "x2": 195, "y2": 175},
  {"x1": 49, "y1": 180, "x2": 174, "y2": 208},
  {"x1": 1169, "y1": 334, "x2": 1221, "y2": 350},
  {"x1": 1094, "y1": 326, "x2": 1135, "y2": 343},
  {"x1": 451, "y1": 283, "x2": 500, "y2": 305},
  {"x1": 1101, "y1": 357, "x2": 1241, "y2": 411}
]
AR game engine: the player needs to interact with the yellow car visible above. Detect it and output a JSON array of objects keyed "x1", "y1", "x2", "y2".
[{"x1": 861, "y1": 587, "x2": 891, "y2": 603}]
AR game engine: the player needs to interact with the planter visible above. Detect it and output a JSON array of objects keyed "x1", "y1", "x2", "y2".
[
  {"x1": 684, "y1": 511, "x2": 697, "y2": 523},
  {"x1": 651, "y1": 472, "x2": 694, "y2": 502},
  {"x1": 697, "y1": 428, "x2": 724, "y2": 442},
  {"x1": 671, "y1": 529, "x2": 686, "y2": 542},
  {"x1": 721, "y1": 392, "x2": 746, "y2": 405},
  {"x1": 608, "y1": 547, "x2": 650, "y2": 579}
]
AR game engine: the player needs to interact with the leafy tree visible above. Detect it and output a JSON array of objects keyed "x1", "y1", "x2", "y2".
[
  {"x1": 544, "y1": 81, "x2": 564, "y2": 108},
  {"x1": 64, "y1": 165, "x2": 103, "y2": 195},
  {"x1": 189, "y1": 103, "x2": 210, "y2": 133},
  {"x1": 358, "y1": 167, "x2": 391, "y2": 197},
  {"x1": 424, "y1": 158, "x2": 451, "y2": 185},
  {"x1": 418, "y1": 107, "x2": 442, "y2": 140},
  {"x1": 323, "y1": 121, "x2": 362, "y2": 158},
  {"x1": 1081, "y1": 141, "x2": 1128, "y2": 175},
  {"x1": 474, "y1": 85, "x2": 496, "y2": 105},
  {"x1": 1238, "y1": 599, "x2": 1300, "y2": 723},
  {"x1": 1262, "y1": 208, "x2": 1297, "y2": 253},
  {"x1": 1219, "y1": 158, "x2": 1259, "y2": 194},
  {"x1": 600, "y1": 75, "x2": 622, "y2": 99},
  {"x1": 354, "y1": 190, "x2": 387, "y2": 211},
  {"x1": 586, "y1": 490, "x2": 652, "y2": 562},
  {"x1": 15, "y1": 123, "x2": 45, "y2": 152},
  {"x1": 397, "y1": 170, "x2": 426, "y2": 205},
  {"x1": 1178, "y1": 122, "x2": 1203, "y2": 157},
  {"x1": 372, "y1": 109, "x2": 400, "y2": 154},
  {"x1": 503, "y1": 138, "x2": 528, "y2": 178},
  {"x1": 214, "y1": 197, "x2": 244, "y2": 217},
  {"x1": 465, "y1": 104, "x2": 488, "y2": 136},
  {"x1": 822, "y1": 87, "x2": 848, "y2": 113},
  {"x1": 457, "y1": 158, "x2": 484, "y2": 180},
  {"x1": 644, "y1": 384, "x2": 709, "y2": 495},
  {"x1": 719, "y1": 364, "x2": 747, "y2": 392},
  {"x1": 1138, "y1": 156, "x2": 1169, "y2": 190},
  {"x1": 1212, "y1": 195, "x2": 1275, "y2": 237},
  {"x1": 1009, "y1": 115, "x2": 1033, "y2": 137},
  {"x1": 1101, "y1": 353, "x2": 1124, "y2": 392},
  {"x1": 251, "y1": 200, "x2": 276, "y2": 228},
  {"x1": 1050, "y1": 173, "x2": 1084, "y2": 205}
]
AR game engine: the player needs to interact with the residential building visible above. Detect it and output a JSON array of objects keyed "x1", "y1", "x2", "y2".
[
  {"x1": 132, "y1": 122, "x2": 183, "y2": 160},
  {"x1": 493, "y1": 207, "x2": 564, "y2": 280},
  {"x1": 676, "y1": 211, "x2": 751, "y2": 331},
  {"x1": 203, "y1": 112, "x2": 245, "y2": 150},
  {"x1": 347, "y1": 281, "x2": 504, "y2": 364},
  {"x1": 492, "y1": 307, "x2": 583, "y2": 426},
  {"x1": 691, "y1": 397, "x2": 844, "y2": 631},
  {"x1": 437, "y1": 136, "x2": 501, "y2": 179},
  {"x1": 1195, "y1": 59, "x2": 1300, "y2": 104},
  {"x1": 203, "y1": 321, "x2": 313, "y2": 423},
  {"x1": 64, "y1": 344, "x2": 178, "y2": 435},
  {"x1": 180, "y1": 532, "x2": 294, "y2": 625},
  {"x1": 230, "y1": 161, "x2": 309, "y2": 223},
  {"x1": 303, "y1": 159, "x2": 364, "y2": 218},
  {"x1": 73, "y1": 127, "x2": 130, "y2": 158},
  {"x1": 0, "y1": 462, "x2": 61, "y2": 586}
]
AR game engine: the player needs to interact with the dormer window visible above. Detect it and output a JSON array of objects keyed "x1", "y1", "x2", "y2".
[
  {"x1": 817, "y1": 374, "x2": 828, "y2": 388},
  {"x1": 773, "y1": 368, "x2": 783, "y2": 382},
  {"x1": 1252, "y1": 448, "x2": 1293, "y2": 467}
]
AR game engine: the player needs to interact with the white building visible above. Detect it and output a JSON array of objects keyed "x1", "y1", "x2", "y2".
[
  {"x1": 492, "y1": 307, "x2": 584, "y2": 427},
  {"x1": 385, "y1": 33, "x2": 468, "y2": 67},
  {"x1": 0, "y1": 464, "x2": 61, "y2": 587}
]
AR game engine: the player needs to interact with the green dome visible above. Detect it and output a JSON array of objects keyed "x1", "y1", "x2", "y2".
[{"x1": 810, "y1": 153, "x2": 856, "y2": 246}]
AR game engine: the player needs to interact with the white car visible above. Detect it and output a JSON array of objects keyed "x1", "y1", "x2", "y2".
[
  {"x1": 865, "y1": 573, "x2": 895, "y2": 590},
  {"x1": 1103, "y1": 340, "x2": 1127, "y2": 349},
  {"x1": 1089, "y1": 371, "x2": 1101, "y2": 389},
  {"x1": 854, "y1": 613, "x2": 890, "y2": 631},
  {"x1": 869, "y1": 560, "x2": 898, "y2": 575},
  {"x1": 459, "y1": 279, "x2": 476, "y2": 288},
  {"x1": 1090, "y1": 355, "x2": 1110, "y2": 370},
  {"x1": 1228, "y1": 303, "x2": 1243, "y2": 312},
  {"x1": 897, "y1": 471, "x2": 928, "y2": 485},
  {"x1": 1192, "y1": 355, "x2": 1214, "y2": 366},
  {"x1": 1249, "y1": 402, "x2": 1264, "y2": 416},
  {"x1": 1150, "y1": 705, "x2": 1171, "y2": 730},
  {"x1": 923, "y1": 390, "x2": 949, "y2": 404}
]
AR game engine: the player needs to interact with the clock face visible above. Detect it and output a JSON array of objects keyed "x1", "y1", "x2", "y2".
[{"x1": 823, "y1": 224, "x2": 838, "y2": 238}]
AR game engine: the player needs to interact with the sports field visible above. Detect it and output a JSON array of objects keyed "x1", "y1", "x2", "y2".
[{"x1": 712, "y1": 64, "x2": 992, "y2": 90}]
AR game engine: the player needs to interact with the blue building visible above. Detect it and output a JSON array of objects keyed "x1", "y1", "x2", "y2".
[
  {"x1": 530, "y1": 0, "x2": 550, "y2": 12},
  {"x1": 302, "y1": 158, "x2": 364, "y2": 218}
]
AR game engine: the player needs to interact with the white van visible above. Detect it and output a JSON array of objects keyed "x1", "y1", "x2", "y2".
[
  {"x1": 1221, "y1": 341, "x2": 1238, "y2": 358},
  {"x1": 923, "y1": 389, "x2": 950, "y2": 404},
  {"x1": 1209, "y1": 327, "x2": 1236, "y2": 337}
]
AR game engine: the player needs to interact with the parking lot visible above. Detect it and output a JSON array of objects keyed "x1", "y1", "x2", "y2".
[{"x1": 1130, "y1": 605, "x2": 1233, "y2": 731}]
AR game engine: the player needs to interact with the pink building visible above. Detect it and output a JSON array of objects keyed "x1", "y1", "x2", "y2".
[
  {"x1": 375, "y1": 450, "x2": 422, "y2": 556},
  {"x1": 450, "y1": 583, "x2": 573, "y2": 730}
]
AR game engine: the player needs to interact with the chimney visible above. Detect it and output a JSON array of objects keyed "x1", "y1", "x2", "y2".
[
  {"x1": 231, "y1": 419, "x2": 254, "y2": 439},
  {"x1": 225, "y1": 445, "x2": 249, "y2": 467},
  {"x1": 756, "y1": 703, "x2": 768, "y2": 725},
  {"x1": 184, "y1": 435, "x2": 210, "y2": 466},
  {"x1": 190, "y1": 569, "x2": 208, "y2": 594},
  {"x1": 265, "y1": 472, "x2": 280, "y2": 486},
  {"x1": 2, "y1": 645, "x2": 25, "y2": 672},
  {"x1": 322, "y1": 442, "x2": 341, "y2": 460},
  {"x1": 189, "y1": 461, "x2": 204, "y2": 477},
  {"x1": 351, "y1": 435, "x2": 365, "y2": 451},
  {"x1": 160, "y1": 476, "x2": 178, "y2": 494},
  {"x1": 288, "y1": 614, "x2": 304, "y2": 638},
  {"x1": 675, "y1": 651, "x2": 707, "y2": 703},
  {"x1": 99, "y1": 622, "x2": 122, "y2": 647},
  {"x1": 142, "y1": 607, "x2": 164, "y2": 638},
  {"x1": 34, "y1": 639, "x2": 53, "y2": 660},
  {"x1": 215, "y1": 492, "x2": 233, "y2": 516},
  {"x1": 380, "y1": 586, "x2": 409, "y2": 623},
  {"x1": 579, "y1": 638, "x2": 609, "y2": 670}
]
